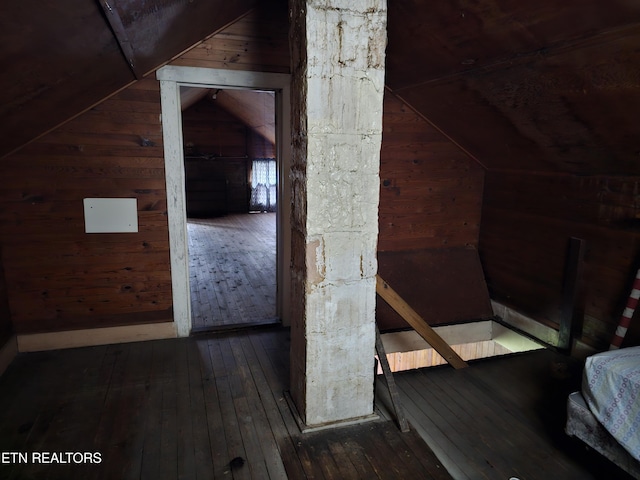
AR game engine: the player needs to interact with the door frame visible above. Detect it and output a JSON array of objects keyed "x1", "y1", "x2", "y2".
[{"x1": 157, "y1": 65, "x2": 291, "y2": 336}]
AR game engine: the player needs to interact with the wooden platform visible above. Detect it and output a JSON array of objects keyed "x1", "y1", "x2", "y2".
[
  {"x1": 188, "y1": 213, "x2": 277, "y2": 331},
  {"x1": 0, "y1": 327, "x2": 633, "y2": 479}
]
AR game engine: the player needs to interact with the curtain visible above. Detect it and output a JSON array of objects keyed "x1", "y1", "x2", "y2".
[{"x1": 250, "y1": 158, "x2": 277, "y2": 212}]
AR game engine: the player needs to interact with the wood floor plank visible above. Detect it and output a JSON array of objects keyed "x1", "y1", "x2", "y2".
[
  {"x1": 246, "y1": 329, "x2": 324, "y2": 479},
  {"x1": 3, "y1": 328, "x2": 625, "y2": 480},
  {"x1": 324, "y1": 437, "x2": 362, "y2": 479},
  {"x1": 197, "y1": 339, "x2": 230, "y2": 478},
  {"x1": 360, "y1": 422, "x2": 427, "y2": 479},
  {"x1": 186, "y1": 340, "x2": 216, "y2": 480},
  {"x1": 428, "y1": 367, "x2": 557, "y2": 479},
  {"x1": 377, "y1": 421, "x2": 446, "y2": 479},
  {"x1": 140, "y1": 342, "x2": 168, "y2": 480},
  {"x1": 428, "y1": 361, "x2": 575, "y2": 480},
  {"x1": 408, "y1": 367, "x2": 527, "y2": 480},
  {"x1": 393, "y1": 375, "x2": 482, "y2": 480},
  {"x1": 208, "y1": 336, "x2": 250, "y2": 478},
  {"x1": 229, "y1": 336, "x2": 289, "y2": 479},
  {"x1": 188, "y1": 213, "x2": 276, "y2": 331},
  {"x1": 158, "y1": 342, "x2": 179, "y2": 480},
  {"x1": 219, "y1": 335, "x2": 269, "y2": 480},
  {"x1": 239, "y1": 333, "x2": 308, "y2": 479}
]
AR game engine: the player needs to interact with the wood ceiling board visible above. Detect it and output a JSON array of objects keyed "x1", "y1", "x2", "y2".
[
  {"x1": 0, "y1": 0, "x2": 134, "y2": 158},
  {"x1": 215, "y1": 90, "x2": 275, "y2": 145},
  {"x1": 386, "y1": 0, "x2": 640, "y2": 90},
  {"x1": 111, "y1": 0, "x2": 257, "y2": 76},
  {"x1": 398, "y1": 26, "x2": 640, "y2": 175},
  {"x1": 397, "y1": 84, "x2": 555, "y2": 174},
  {"x1": 376, "y1": 248, "x2": 494, "y2": 331},
  {"x1": 180, "y1": 87, "x2": 211, "y2": 111}
]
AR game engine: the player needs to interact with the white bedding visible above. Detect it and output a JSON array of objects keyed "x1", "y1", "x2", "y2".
[{"x1": 582, "y1": 346, "x2": 640, "y2": 461}]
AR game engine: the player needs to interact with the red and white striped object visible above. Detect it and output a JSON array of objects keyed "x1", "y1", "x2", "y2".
[{"x1": 610, "y1": 268, "x2": 640, "y2": 350}]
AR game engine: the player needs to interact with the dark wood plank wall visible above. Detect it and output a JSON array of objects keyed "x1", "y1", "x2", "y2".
[
  {"x1": 0, "y1": 5, "x2": 290, "y2": 336},
  {"x1": 185, "y1": 158, "x2": 250, "y2": 217},
  {"x1": 183, "y1": 99, "x2": 250, "y2": 216},
  {"x1": 0, "y1": 245, "x2": 11, "y2": 345},
  {"x1": 377, "y1": 92, "x2": 486, "y2": 330},
  {"x1": 184, "y1": 158, "x2": 246, "y2": 217},
  {"x1": 183, "y1": 99, "x2": 247, "y2": 158},
  {"x1": 378, "y1": 92, "x2": 484, "y2": 252},
  {"x1": 248, "y1": 129, "x2": 275, "y2": 160},
  {"x1": 182, "y1": 97, "x2": 277, "y2": 217},
  {"x1": 480, "y1": 171, "x2": 640, "y2": 348},
  {"x1": 0, "y1": 78, "x2": 173, "y2": 335},
  {"x1": 169, "y1": 4, "x2": 290, "y2": 74},
  {"x1": 0, "y1": 0, "x2": 256, "y2": 159}
]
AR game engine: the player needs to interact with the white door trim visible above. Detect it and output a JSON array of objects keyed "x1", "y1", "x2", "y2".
[{"x1": 157, "y1": 66, "x2": 292, "y2": 337}]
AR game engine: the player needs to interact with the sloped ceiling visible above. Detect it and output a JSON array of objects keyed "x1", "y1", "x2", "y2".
[
  {"x1": 0, "y1": 0, "x2": 256, "y2": 159},
  {"x1": 2, "y1": 1, "x2": 640, "y2": 177},
  {"x1": 386, "y1": 0, "x2": 640, "y2": 175},
  {"x1": 214, "y1": 90, "x2": 276, "y2": 145},
  {"x1": 181, "y1": 88, "x2": 275, "y2": 145}
]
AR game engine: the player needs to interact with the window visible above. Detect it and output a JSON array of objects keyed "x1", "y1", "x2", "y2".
[{"x1": 250, "y1": 158, "x2": 277, "y2": 212}]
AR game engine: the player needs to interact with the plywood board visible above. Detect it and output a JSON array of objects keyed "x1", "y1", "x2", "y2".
[{"x1": 376, "y1": 247, "x2": 493, "y2": 331}]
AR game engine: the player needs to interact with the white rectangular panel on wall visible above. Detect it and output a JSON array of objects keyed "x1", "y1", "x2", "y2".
[{"x1": 83, "y1": 198, "x2": 138, "y2": 233}]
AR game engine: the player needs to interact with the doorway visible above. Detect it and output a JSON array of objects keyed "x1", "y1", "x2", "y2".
[
  {"x1": 157, "y1": 66, "x2": 291, "y2": 337},
  {"x1": 181, "y1": 87, "x2": 278, "y2": 331}
]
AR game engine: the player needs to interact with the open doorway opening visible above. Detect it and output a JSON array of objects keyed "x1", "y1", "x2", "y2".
[
  {"x1": 157, "y1": 66, "x2": 292, "y2": 338},
  {"x1": 181, "y1": 87, "x2": 278, "y2": 331}
]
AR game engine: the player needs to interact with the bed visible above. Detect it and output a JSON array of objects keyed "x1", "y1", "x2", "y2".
[{"x1": 565, "y1": 346, "x2": 640, "y2": 479}]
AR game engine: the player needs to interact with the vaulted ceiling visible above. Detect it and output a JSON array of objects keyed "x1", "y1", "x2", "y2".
[
  {"x1": 0, "y1": 0, "x2": 256, "y2": 159},
  {"x1": 2, "y1": 0, "x2": 640, "y2": 176},
  {"x1": 386, "y1": 0, "x2": 640, "y2": 175},
  {"x1": 181, "y1": 87, "x2": 276, "y2": 145}
]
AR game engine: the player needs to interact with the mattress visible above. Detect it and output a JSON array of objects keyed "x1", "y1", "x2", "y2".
[
  {"x1": 582, "y1": 346, "x2": 640, "y2": 462},
  {"x1": 566, "y1": 391, "x2": 640, "y2": 479}
]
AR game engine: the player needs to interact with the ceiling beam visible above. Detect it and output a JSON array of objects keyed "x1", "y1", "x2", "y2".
[{"x1": 99, "y1": 0, "x2": 142, "y2": 79}]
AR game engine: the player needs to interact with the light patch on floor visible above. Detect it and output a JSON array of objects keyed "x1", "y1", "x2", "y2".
[{"x1": 379, "y1": 320, "x2": 543, "y2": 372}]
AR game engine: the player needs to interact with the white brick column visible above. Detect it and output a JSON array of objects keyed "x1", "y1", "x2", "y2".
[{"x1": 289, "y1": 0, "x2": 387, "y2": 428}]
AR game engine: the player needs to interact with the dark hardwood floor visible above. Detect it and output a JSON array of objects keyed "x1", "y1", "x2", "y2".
[
  {"x1": 188, "y1": 213, "x2": 277, "y2": 332},
  {"x1": 0, "y1": 327, "x2": 633, "y2": 479},
  {"x1": 376, "y1": 348, "x2": 635, "y2": 480},
  {"x1": 0, "y1": 327, "x2": 450, "y2": 480}
]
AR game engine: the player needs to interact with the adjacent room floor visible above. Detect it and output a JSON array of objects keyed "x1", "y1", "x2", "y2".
[
  {"x1": 188, "y1": 213, "x2": 277, "y2": 332},
  {"x1": 0, "y1": 327, "x2": 633, "y2": 479}
]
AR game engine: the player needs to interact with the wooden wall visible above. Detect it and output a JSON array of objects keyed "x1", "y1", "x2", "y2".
[
  {"x1": 377, "y1": 91, "x2": 487, "y2": 330},
  {"x1": 174, "y1": 1, "x2": 284, "y2": 218},
  {"x1": 184, "y1": 158, "x2": 249, "y2": 217},
  {"x1": 0, "y1": 246, "x2": 12, "y2": 346},
  {"x1": 0, "y1": 78, "x2": 172, "y2": 335},
  {"x1": 247, "y1": 129, "x2": 275, "y2": 160},
  {"x1": 480, "y1": 172, "x2": 640, "y2": 349},
  {"x1": 182, "y1": 97, "x2": 247, "y2": 157},
  {"x1": 169, "y1": 3, "x2": 289, "y2": 74},
  {"x1": 182, "y1": 98, "x2": 250, "y2": 216},
  {"x1": 0, "y1": 4, "x2": 290, "y2": 336},
  {"x1": 379, "y1": 92, "x2": 484, "y2": 252}
]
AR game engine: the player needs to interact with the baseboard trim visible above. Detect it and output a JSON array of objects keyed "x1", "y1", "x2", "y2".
[
  {"x1": 491, "y1": 300, "x2": 597, "y2": 358},
  {"x1": 17, "y1": 322, "x2": 177, "y2": 352},
  {"x1": 283, "y1": 390, "x2": 380, "y2": 434},
  {"x1": 0, "y1": 335, "x2": 18, "y2": 376},
  {"x1": 491, "y1": 300, "x2": 559, "y2": 346}
]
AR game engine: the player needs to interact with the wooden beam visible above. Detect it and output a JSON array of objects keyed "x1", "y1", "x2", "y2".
[
  {"x1": 376, "y1": 275, "x2": 468, "y2": 369},
  {"x1": 99, "y1": 0, "x2": 142, "y2": 79},
  {"x1": 559, "y1": 237, "x2": 586, "y2": 350},
  {"x1": 375, "y1": 326, "x2": 409, "y2": 432}
]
